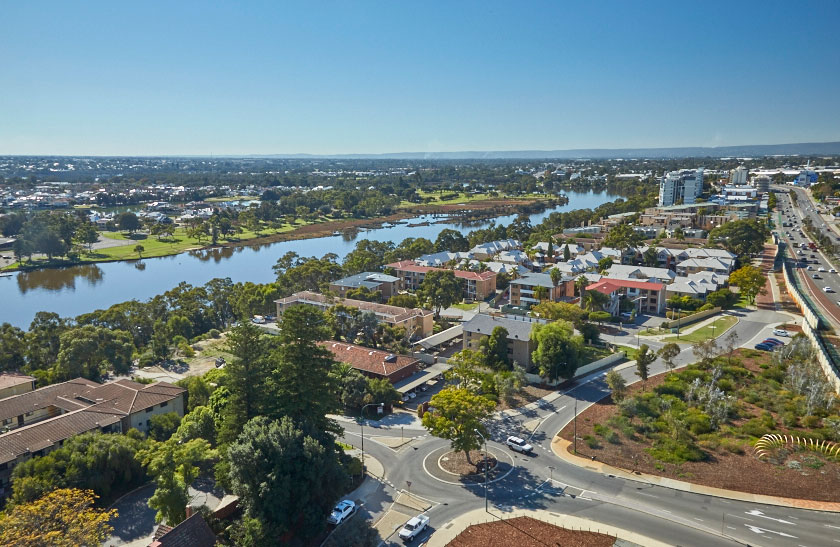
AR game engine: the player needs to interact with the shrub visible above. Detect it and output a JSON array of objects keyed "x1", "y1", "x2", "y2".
[
  {"x1": 655, "y1": 381, "x2": 688, "y2": 398},
  {"x1": 739, "y1": 419, "x2": 767, "y2": 438},
  {"x1": 685, "y1": 410, "x2": 712, "y2": 435},
  {"x1": 648, "y1": 438, "x2": 706, "y2": 463},
  {"x1": 138, "y1": 352, "x2": 156, "y2": 368},
  {"x1": 584, "y1": 435, "x2": 601, "y2": 449},
  {"x1": 782, "y1": 411, "x2": 799, "y2": 427},
  {"x1": 593, "y1": 423, "x2": 609, "y2": 436},
  {"x1": 720, "y1": 438, "x2": 745, "y2": 454},
  {"x1": 604, "y1": 430, "x2": 621, "y2": 444},
  {"x1": 209, "y1": 329, "x2": 221, "y2": 338},
  {"x1": 803, "y1": 415, "x2": 821, "y2": 428}
]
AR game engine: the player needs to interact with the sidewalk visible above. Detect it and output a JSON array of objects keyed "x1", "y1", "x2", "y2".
[
  {"x1": 426, "y1": 507, "x2": 666, "y2": 547},
  {"x1": 550, "y1": 437, "x2": 840, "y2": 513}
]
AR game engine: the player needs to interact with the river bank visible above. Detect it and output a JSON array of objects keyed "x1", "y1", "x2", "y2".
[{"x1": 1, "y1": 196, "x2": 554, "y2": 273}]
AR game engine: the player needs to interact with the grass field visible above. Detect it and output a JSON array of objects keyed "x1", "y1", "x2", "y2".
[
  {"x1": 663, "y1": 315, "x2": 738, "y2": 343},
  {"x1": 451, "y1": 301, "x2": 479, "y2": 311}
]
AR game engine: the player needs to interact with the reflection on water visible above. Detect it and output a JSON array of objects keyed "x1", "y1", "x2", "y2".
[
  {"x1": 16, "y1": 264, "x2": 104, "y2": 293},
  {"x1": 189, "y1": 246, "x2": 239, "y2": 263},
  {"x1": 134, "y1": 261, "x2": 146, "y2": 271}
]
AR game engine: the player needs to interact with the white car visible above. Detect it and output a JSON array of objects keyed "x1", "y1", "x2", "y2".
[
  {"x1": 819, "y1": 267, "x2": 827, "y2": 272},
  {"x1": 824, "y1": 287, "x2": 834, "y2": 293},
  {"x1": 399, "y1": 514, "x2": 429, "y2": 542},
  {"x1": 506, "y1": 435, "x2": 533, "y2": 454},
  {"x1": 327, "y1": 500, "x2": 357, "y2": 525},
  {"x1": 772, "y1": 329, "x2": 790, "y2": 337}
]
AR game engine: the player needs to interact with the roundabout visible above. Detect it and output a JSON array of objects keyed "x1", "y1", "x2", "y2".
[{"x1": 422, "y1": 444, "x2": 516, "y2": 486}]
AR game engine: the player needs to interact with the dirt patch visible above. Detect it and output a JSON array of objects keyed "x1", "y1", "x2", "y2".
[
  {"x1": 558, "y1": 358, "x2": 840, "y2": 502},
  {"x1": 497, "y1": 384, "x2": 557, "y2": 411},
  {"x1": 446, "y1": 516, "x2": 615, "y2": 547},
  {"x1": 439, "y1": 450, "x2": 497, "y2": 478}
]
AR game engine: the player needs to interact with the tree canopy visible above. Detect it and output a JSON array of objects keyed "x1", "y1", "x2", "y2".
[
  {"x1": 421, "y1": 387, "x2": 495, "y2": 464},
  {"x1": 530, "y1": 320, "x2": 583, "y2": 381}
]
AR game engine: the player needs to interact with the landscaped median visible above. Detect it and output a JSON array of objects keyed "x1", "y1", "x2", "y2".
[{"x1": 552, "y1": 345, "x2": 840, "y2": 511}]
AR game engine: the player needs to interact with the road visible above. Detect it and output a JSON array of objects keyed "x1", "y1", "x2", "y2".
[
  {"x1": 775, "y1": 186, "x2": 840, "y2": 327},
  {"x1": 340, "y1": 305, "x2": 837, "y2": 547}
]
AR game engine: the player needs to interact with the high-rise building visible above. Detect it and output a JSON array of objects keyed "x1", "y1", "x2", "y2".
[
  {"x1": 658, "y1": 168, "x2": 704, "y2": 206},
  {"x1": 753, "y1": 175, "x2": 770, "y2": 193},
  {"x1": 729, "y1": 166, "x2": 749, "y2": 185}
]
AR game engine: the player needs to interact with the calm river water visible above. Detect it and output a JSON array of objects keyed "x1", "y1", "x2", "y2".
[{"x1": 0, "y1": 190, "x2": 617, "y2": 328}]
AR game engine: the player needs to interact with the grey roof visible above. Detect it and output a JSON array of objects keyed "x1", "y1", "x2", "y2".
[
  {"x1": 330, "y1": 272, "x2": 399, "y2": 290},
  {"x1": 462, "y1": 314, "x2": 536, "y2": 341},
  {"x1": 510, "y1": 272, "x2": 556, "y2": 288}
]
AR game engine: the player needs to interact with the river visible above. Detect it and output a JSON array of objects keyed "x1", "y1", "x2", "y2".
[{"x1": 0, "y1": 190, "x2": 617, "y2": 328}]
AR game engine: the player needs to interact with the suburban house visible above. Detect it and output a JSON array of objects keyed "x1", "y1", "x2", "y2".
[
  {"x1": 150, "y1": 513, "x2": 217, "y2": 547},
  {"x1": 275, "y1": 291, "x2": 434, "y2": 338},
  {"x1": 0, "y1": 378, "x2": 185, "y2": 495},
  {"x1": 469, "y1": 239, "x2": 520, "y2": 260},
  {"x1": 385, "y1": 260, "x2": 497, "y2": 301},
  {"x1": 415, "y1": 251, "x2": 471, "y2": 267},
  {"x1": 462, "y1": 314, "x2": 542, "y2": 370},
  {"x1": 604, "y1": 264, "x2": 677, "y2": 285},
  {"x1": 320, "y1": 341, "x2": 420, "y2": 384},
  {"x1": 0, "y1": 373, "x2": 36, "y2": 401},
  {"x1": 328, "y1": 272, "x2": 400, "y2": 301},
  {"x1": 676, "y1": 257, "x2": 733, "y2": 276},
  {"x1": 666, "y1": 272, "x2": 728, "y2": 300},
  {"x1": 585, "y1": 278, "x2": 666, "y2": 316},
  {"x1": 508, "y1": 272, "x2": 563, "y2": 307}
]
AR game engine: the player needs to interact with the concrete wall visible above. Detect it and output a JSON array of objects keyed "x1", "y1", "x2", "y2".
[
  {"x1": 665, "y1": 307, "x2": 722, "y2": 329},
  {"x1": 128, "y1": 394, "x2": 186, "y2": 433},
  {"x1": 525, "y1": 350, "x2": 626, "y2": 387}
]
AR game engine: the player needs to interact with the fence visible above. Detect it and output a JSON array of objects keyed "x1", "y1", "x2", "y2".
[{"x1": 781, "y1": 259, "x2": 840, "y2": 394}]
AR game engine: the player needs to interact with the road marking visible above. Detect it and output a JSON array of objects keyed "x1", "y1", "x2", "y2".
[
  {"x1": 726, "y1": 514, "x2": 754, "y2": 521},
  {"x1": 693, "y1": 518, "x2": 704, "y2": 522},
  {"x1": 826, "y1": 524, "x2": 840, "y2": 530},
  {"x1": 745, "y1": 509, "x2": 795, "y2": 525},
  {"x1": 744, "y1": 524, "x2": 797, "y2": 539}
]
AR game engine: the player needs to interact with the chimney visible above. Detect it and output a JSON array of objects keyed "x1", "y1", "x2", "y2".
[{"x1": 185, "y1": 505, "x2": 193, "y2": 518}]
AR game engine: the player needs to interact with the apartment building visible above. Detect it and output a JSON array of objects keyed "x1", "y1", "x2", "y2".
[
  {"x1": 658, "y1": 168, "x2": 704, "y2": 206},
  {"x1": 385, "y1": 261, "x2": 496, "y2": 301},
  {"x1": 508, "y1": 272, "x2": 563, "y2": 307},
  {"x1": 462, "y1": 314, "x2": 540, "y2": 370},
  {"x1": 585, "y1": 278, "x2": 666, "y2": 315},
  {"x1": 328, "y1": 272, "x2": 400, "y2": 301},
  {"x1": 319, "y1": 341, "x2": 419, "y2": 384}
]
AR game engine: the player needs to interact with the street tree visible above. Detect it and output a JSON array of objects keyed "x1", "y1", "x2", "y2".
[
  {"x1": 0, "y1": 488, "x2": 117, "y2": 547},
  {"x1": 530, "y1": 320, "x2": 583, "y2": 381},
  {"x1": 134, "y1": 244, "x2": 145, "y2": 258},
  {"x1": 635, "y1": 344, "x2": 655, "y2": 385},
  {"x1": 708, "y1": 219, "x2": 769, "y2": 257},
  {"x1": 421, "y1": 387, "x2": 495, "y2": 464},
  {"x1": 219, "y1": 321, "x2": 271, "y2": 444},
  {"x1": 729, "y1": 265, "x2": 767, "y2": 304},
  {"x1": 657, "y1": 342, "x2": 681, "y2": 371},
  {"x1": 434, "y1": 228, "x2": 470, "y2": 252},
  {"x1": 480, "y1": 326, "x2": 511, "y2": 370},
  {"x1": 605, "y1": 369, "x2": 627, "y2": 402}
]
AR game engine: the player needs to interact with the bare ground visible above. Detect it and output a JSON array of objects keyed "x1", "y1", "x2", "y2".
[{"x1": 446, "y1": 516, "x2": 615, "y2": 547}]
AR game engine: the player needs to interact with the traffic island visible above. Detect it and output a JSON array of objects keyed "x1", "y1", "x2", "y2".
[{"x1": 423, "y1": 446, "x2": 515, "y2": 485}]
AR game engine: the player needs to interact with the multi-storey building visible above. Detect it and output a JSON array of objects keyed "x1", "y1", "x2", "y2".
[
  {"x1": 385, "y1": 261, "x2": 496, "y2": 301},
  {"x1": 658, "y1": 168, "x2": 704, "y2": 206}
]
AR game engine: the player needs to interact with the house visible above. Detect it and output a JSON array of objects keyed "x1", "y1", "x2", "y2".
[
  {"x1": 462, "y1": 314, "x2": 541, "y2": 370},
  {"x1": 275, "y1": 291, "x2": 434, "y2": 338},
  {"x1": 329, "y1": 272, "x2": 400, "y2": 301},
  {"x1": 0, "y1": 373, "x2": 35, "y2": 401},
  {"x1": 415, "y1": 251, "x2": 472, "y2": 267},
  {"x1": 0, "y1": 379, "x2": 185, "y2": 494},
  {"x1": 385, "y1": 261, "x2": 496, "y2": 301},
  {"x1": 585, "y1": 278, "x2": 666, "y2": 316},
  {"x1": 320, "y1": 341, "x2": 420, "y2": 384},
  {"x1": 676, "y1": 257, "x2": 733, "y2": 276},
  {"x1": 150, "y1": 513, "x2": 216, "y2": 547},
  {"x1": 509, "y1": 272, "x2": 563, "y2": 307},
  {"x1": 666, "y1": 272, "x2": 728, "y2": 300},
  {"x1": 469, "y1": 239, "x2": 520, "y2": 260}
]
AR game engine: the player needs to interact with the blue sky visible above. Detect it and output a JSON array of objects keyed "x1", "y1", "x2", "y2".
[{"x1": 1, "y1": 1, "x2": 838, "y2": 155}]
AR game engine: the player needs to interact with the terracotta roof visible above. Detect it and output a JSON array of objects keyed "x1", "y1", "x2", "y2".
[
  {"x1": 386, "y1": 260, "x2": 496, "y2": 281},
  {"x1": 586, "y1": 278, "x2": 664, "y2": 295},
  {"x1": 0, "y1": 373, "x2": 35, "y2": 392},
  {"x1": 320, "y1": 341, "x2": 418, "y2": 378},
  {"x1": 0, "y1": 378, "x2": 99, "y2": 424},
  {"x1": 152, "y1": 513, "x2": 216, "y2": 547}
]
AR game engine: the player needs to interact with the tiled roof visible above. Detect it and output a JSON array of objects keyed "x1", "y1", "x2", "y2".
[
  {"x1": 0, "y1": 373, "x2": 35, "y2": 392},
  {"x1": 587, "y1": 278, "x2": 665, "y2": 294},
  {"x1": 320, "y1": 341, "x2": 418, "y2": 378},
  {"x1": 152, "y1": 513, "x2": 216, "y2": 547},
  {"x1": 276, "y1": 291, "x2": 433, "y2": 322},
  {"x1": 0, "y1": 378, "x2": 99, "y2": 424},
  {"x1": 386, "y1": 260, "x2": 496, "y2": 281}
]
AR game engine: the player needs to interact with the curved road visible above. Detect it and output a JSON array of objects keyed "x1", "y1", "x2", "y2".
[{"x1": 341, "y1": 309, "x2": 837, "y2": 547}]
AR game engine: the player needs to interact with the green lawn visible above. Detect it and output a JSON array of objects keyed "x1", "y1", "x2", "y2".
[
  {"x1": 613, "y1": 344, "x2": 640, "y2": 361},
  {"x1": 581, "y1": 344, "x2": 613, "y2": 363},
  {"x1": 662, "y1": 315, "x2": 738, "y2": 343},
  {"x1": 451, "y1": 301, "x2": 479, "y2": 311},
  {"x1": 205, "y1": 195, "x2": 255, "y2": 202}
]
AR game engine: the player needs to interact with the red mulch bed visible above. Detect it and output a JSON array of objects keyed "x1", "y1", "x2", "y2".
[
  {"x1": 440, "y1": 450, "x2": 498, "y2": 477},
  {"x1": 558, "y1": 352, "x2": 840, "y2": 502},
  {"x1": 447, "y1": 516, "x2": 615, "y2": 547}
]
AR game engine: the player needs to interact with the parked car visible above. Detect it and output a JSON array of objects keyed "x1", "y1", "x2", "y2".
[
  {"x1": 251, "y1": 315, "x2": 266, "y2": 324},
  {"x1": 327, "y1": 500, "x2": 357, "y2": 525},
  {"x1": 773, "y1": 329, "x2": 790, "y2": 337},
  {"x1": 764, "y1": 337, "x2": 785, "y2": 345},
  {"x1": 754, "y1": 343, "x2": 773, "y2": 351},
  {"x1": 506, "y1": 435, "x2": 533, "y2": 454},
  {"x1": 399, "y1": 514, "x2": 430, "y2": 542},
  {"x1": 762, "y1": 339, "x2": 783, "y2": 347}
]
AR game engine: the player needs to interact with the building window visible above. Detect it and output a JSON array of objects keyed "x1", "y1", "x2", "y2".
[{"x1": 160, "y1": 401, "x2": 168, "y2": 408}]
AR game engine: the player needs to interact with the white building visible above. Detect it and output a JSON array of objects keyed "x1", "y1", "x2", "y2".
[
  {"x1": 659, "y1": 168, "x2": 705, "y2": 206},
  {"x1": 729, "y1": 166, "x2": 749, "y2": 185}
]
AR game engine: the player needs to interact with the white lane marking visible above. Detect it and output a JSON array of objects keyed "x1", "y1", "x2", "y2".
[
  {"x1": 744, "y1": 524, "x2": 797, "y2": 538},
  {"x1": 727, "y1": 514, "x2": 754, "y2": 521},
  {"x1": 745, "y1": 509, "x2": 795, "y2": 525},
  {"x1": 826, "y1": 524, "x2": 840, "y2": 530},
  {"x1": 693, "y1": 518, "x2": 704, "y2": 522}
]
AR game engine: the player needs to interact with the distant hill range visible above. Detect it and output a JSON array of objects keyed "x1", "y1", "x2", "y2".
[{"x1": 256, "y1": 142, "x2": 840, "y2": 160}]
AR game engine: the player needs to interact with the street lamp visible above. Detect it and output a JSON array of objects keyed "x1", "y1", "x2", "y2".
[
  {"x1": 474, "y1": 428, "x2": 488, "y2": 513},
  {"x1": 360, "y1": 403, "x2": 384, "y2": 473}
]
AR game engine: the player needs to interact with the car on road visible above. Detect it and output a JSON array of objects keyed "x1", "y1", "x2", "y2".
[
  {"x1": 773, "y1": 329, "x2": 790, "y2": 337},
  {"x1": 824, "y1": 286, "x2": 834, "y2": 293},
  {"x1": 399, "y1": 514, "x2": 430, "y2": 542},
  {"x1": 819, "y1": 267, "x2": 827, "y2": 272},
  {"x1": 807, "y1": 265, "x2": 814, "y2": 270},
  {"x1": 327, "y1": 500, "x2": 357, "y2": 525},
  {"x1": 506, "y1": 435, "x2": 533, "y2": 454},
  {"x1": 831, "y1": 269, "x2": 838, "y2": 273},
  {"x1": 813, "y1": 274, "x2": 821, "y2": 279}
]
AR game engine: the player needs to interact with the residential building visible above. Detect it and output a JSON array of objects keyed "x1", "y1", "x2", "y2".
[
  {"x1": 320, "y1": 341, "x2": 420, "y2": 384},
  {"x1": 604, "y1": 264, "x2": 677, "y2": 284},
  {"x1": 585, "y1": 278, "x2": 666, "y2": 315},
  {"x1": 730, "y1": 166, "x2": 749, "y2": 185},
  {"x1": 328, "y1": 272, "x2": 400, "y2": 301},
  {"x1": 676, "y1": 257, "x2": 734, "y2": 276},
  {"x1": 462, "y1": 314, "x2": 541, "y2": 370},
  {"x1": 509, "y1": 272, "x2": 563, "y2": 307},
  {"x1": 658, "y1": 168, "x2": 704, "y2": 206},
  {"x1": 415, "y1": 251, "x2": 471, "y2": 267},
  {"x1": 150, "y1": 513, "x2": 217, "y2": 547},
  {"x1": 0, "y1": 373, "x2": 35, "y2": 401},
  {"x1": 385, "y1": 261, "x2": 496, "y2": 301},
  {"x1": 666, "y1": 271, "x2": 728, "y2": 300},
  {"x1": 753, "y1": 175, "x2": 771, "y2": 193},
  {"x1": 0, "y1": 379, "x2": 185, "y2": 494},
  {"x1": 275, "y1": 291, "x2": 434, "y2": 338},
  {"x1": 469, "y1": 239, "x2": 520, "y2": 260}
]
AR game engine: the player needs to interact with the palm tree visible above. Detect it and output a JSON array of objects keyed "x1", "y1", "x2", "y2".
[{"x1": 575, "y1": 275, "x2": 589, "y2": 307}]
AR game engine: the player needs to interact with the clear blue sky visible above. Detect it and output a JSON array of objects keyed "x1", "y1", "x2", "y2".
[{"x1": 1, "y1": 1, "x2": 838, "y2": 155}]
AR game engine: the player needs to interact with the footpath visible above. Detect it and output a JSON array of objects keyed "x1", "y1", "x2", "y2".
[{"x1": 550, "y1": 437, "x2": 840, "y2": 513}]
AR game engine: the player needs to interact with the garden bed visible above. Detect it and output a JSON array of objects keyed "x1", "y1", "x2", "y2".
[
  {"x1": 558, "y1": 348, "x2": 840, "y2": 502},
  {"x1": 446, "y1": 516, "x2": 615, "y2": 547},
  {"x1": 439, "y1": 450, "x2": 498, "y2": 478}
]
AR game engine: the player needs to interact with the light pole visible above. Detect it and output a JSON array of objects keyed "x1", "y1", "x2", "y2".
[
  {"x1": 573, "y1": 394, "x2": 578, "y2": 454},
  {"x1": 474, "y1": 428, "x2": 488, "y2": 513},
  {"x1": 360, "y1": 403, "x2": 384, "y2": 473}
]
